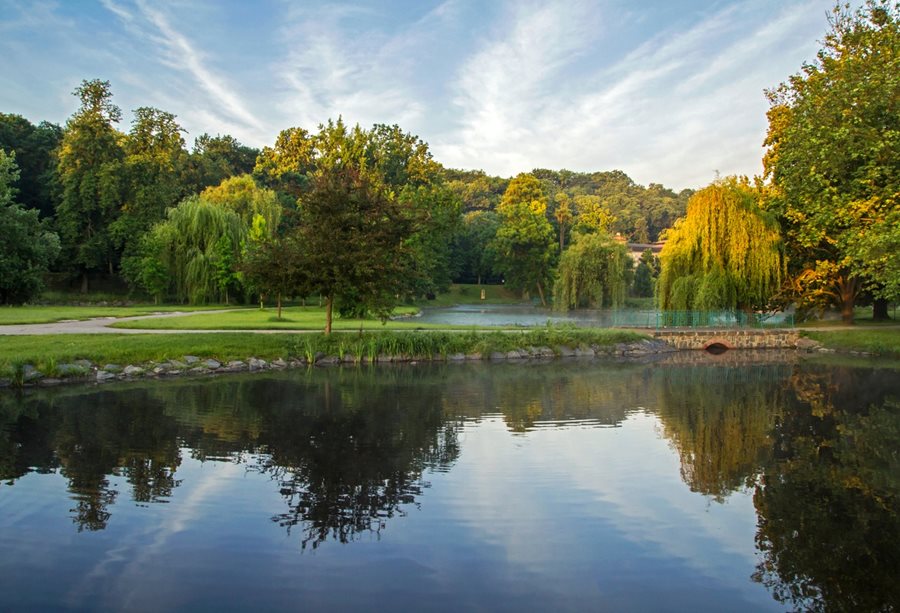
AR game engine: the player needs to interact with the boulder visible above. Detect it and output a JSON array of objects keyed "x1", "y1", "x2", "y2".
[
  {"x1": 123, "y1": 365, "x2": 145, "y2": 377},
  {"x1": 202, "y1": 359, "x2": 221, "y2": 370},
  {"x1": 96, "y1": 371, "x2": 117, "y2": 382},
  {"x1": 183, "y1": 355, "x2": 200, "y2": 365}
]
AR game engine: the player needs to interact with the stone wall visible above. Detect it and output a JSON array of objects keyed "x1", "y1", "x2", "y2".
[{"x1": 653, "y1": 329, "x2": 799, "y2": 350}]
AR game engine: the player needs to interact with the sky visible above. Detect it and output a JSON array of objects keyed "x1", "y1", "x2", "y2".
[{"x1": 0, "y1": 0, "x2": 843, "y2": 190}]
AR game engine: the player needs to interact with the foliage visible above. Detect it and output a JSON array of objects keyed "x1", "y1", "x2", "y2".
[
  {"x1": 490, "y1": 174, "x2": 555, "y2": 304},
  {"x1": 632, "y1": 249, "x2": 658, "y2": 298},
  {"x1": 241, "y1": 234, "x2": 309, "y2": 318},
  {"x1": 763, "y1": 1, "x2": 900, "y2": 318},
  {"x1": 200, "y1": 174, "x2": 281, "y2": 232},
  {"x1": 554, "y1": 233, "x2": 628, "y2": 310},
  {"x1": 0, "y1": 113, "x2": 62, "y2": 218},
  {"x1": 55, "y1": 79, "x2": 125, "y2": 286},
  {"x1": 398, "y1": 183, "x2": 461, "y2": 298},
  {"x1": 0, "y1": 151, "x2": 60, "y2": 304},
  {"x1": 451, "y1": 210, "x2": 500, "y2": 284},
  {"x1": 658, "y1": 179, "x2": 785, "y2": 311}
]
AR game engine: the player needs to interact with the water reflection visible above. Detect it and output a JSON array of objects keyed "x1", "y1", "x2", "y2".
[{"x1": 1, "y1": 359, "x2": 898, "y2": 610}]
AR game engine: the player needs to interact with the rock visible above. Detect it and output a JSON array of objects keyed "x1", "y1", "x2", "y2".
[
  {"x1": 57, "y1": 363, "x2": 89, "y2": 377},
  {"x1": 272, "y1": 358, "x2": 288, "y2": 369},
  {"x1": 506, "y1": 350, "x2": 525, "y2": 360},
  {"x1": 152, "y1": 366, "x2": 168, "y2": 375},
  {"x1": 103, "y1": 364, "x2": 123, "y2": 373},
  {"x1": 248, "y1": 357, "x2": 267, "y2": 371},
  {"x1": 202, "y1": 359, "x2": 221, "y2": 369},
  {"x1": 574, "y1": 347, "x2": 595, "y2": 358},
  {"x1": 465, "y1": 352, "x2": 482, "y2": 360},
  {"x1": 796, "y1": 337, "x2": 822, "y2": 352},
  {"x1": 189, "y1": 366, "x2": 209, "y2": 375},
  {"x1": 183, "y1": 355, "x2": 200, "y2": 364},
  {"x1": 557, "y1": 346, "x2": 576, "y2": 357},
  {"x1": 288, "y1": 359, "x2": 304, "y2": 368},
  {"x1": 123, "y1": 365, "x2": 145, "y2": 377},
  {"x1": 39, "y1": 378, "x2": 63, "y2": 386},
  {"x1": 447, "y1": 353, "x2": 466, "y2": 361},
  {"x1": 318, "y1": 355, "x2": 340, "y2": 365},
  {"x1": 536, "y1": 346, "x2": 555, "y2": 358},
  {"x1": 23, "y1": 365, "x2": 43, "y2": 382},
  {"x1": 489, "y1": 351, "x2": 507, "y2": 361},
  {"x1": 96, "y1": 371, "x2": 117, "y2": 382},
  {"x1": 73, "y1": 359, "x2": 93, "y2": 369},
  {"x1": 227, "y1": 360, "x2": 246, "y2": 369},
  {"x1": 167, "y1": 359, "x2": 187, "y2": 370}
]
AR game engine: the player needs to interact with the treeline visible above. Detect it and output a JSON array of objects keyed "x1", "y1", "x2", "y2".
[{"x1": 0, "y1": 80, "x2": 681, "y2": 316}]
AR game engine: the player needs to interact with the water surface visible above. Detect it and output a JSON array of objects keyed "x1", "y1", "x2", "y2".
[{"x1": 1, "y1": 356, "x2": 897, "y2": 611}]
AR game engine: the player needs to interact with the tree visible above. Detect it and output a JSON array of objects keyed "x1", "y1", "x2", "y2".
[
  {"x1": 554, "y1": 192, "x2": 572, "y2": 252},
  {"x1": 0, "y1": 150, "x2": 60, "y2": 304},
  {"x1": 398, "y1": 184, "x2": 461, "y2": 299},
  {"x1": 241, "y1": 234, "x2": 308, "y2": 319},
  {"x1": 632, "y1": 249, "x2": 658, "y2": 298},
  {"x1": 253, "y1": 126, "x2": 316, "y2": 198},
  {"x1": 763, "y1": 1, "x2": 900, "y2": 321},
  {"x1": 451, "y1": 210, "x2": 500, "y2": 285},
  {"x1": 295, "y1": 162, "x2": 411, "y2": 334},
  {"x1": 183, "y1": 133, "x2": 259, "y2": 194},
  {"x1": 490, "y1": 174, "x2": 555, "y2": 304},
  {"x1": 112, "y1": 106, "x2": 187, "y2": 259},
  {"x1": 572, "y1": 194, "x2": 615, "y2": 236},
  {"x1": 0, "y1": 113, "x2": 63, "y2": 218},
  {"x1": 658, "y1": 179, "x2": 785, "y2": 311},
  {"x1": 200, "y1": 175, "x2": 281, "y2": 231},
  {"x1": 554, "y1": 233, "x2": 628, "y2": 310},
  {"x1": 56, "y1": 79, "x2": 125, "y2": 291}
]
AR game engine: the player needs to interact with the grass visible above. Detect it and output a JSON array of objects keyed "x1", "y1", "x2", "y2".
[
  {"x1": 0, "y1": 304, "x2": 243, "y2": 325},
  {"x1": 413, "y1": 283, "x2": 525, "y2": 307},
  {"x1": 108, "y1": 305, "x2": 470, "y2": 331},
  {"x1": 0, "y1": 328, "x2": 649, "y2": 377},
  {"x1": 802, "y1": 328, "x2": 900, "y2": 357}
]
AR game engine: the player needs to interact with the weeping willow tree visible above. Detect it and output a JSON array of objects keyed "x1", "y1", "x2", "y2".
[
  {"x1": 658, "y1": 179, "x2": 785, "y2": 311},
  {"x1": 554, "y1": 233, "x2": 628, "y2": 310},
  {"x1": 200, "y1": 174, "x2": 281, "y2": 232},
  {"x1": 149, "y1": 196, "x2": 245, "y2": 304}
]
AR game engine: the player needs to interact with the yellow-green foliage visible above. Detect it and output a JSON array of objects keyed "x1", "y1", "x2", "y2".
[
  {"x1": 658, "y1": 179, "x2": 785, "y2": 310},
  {"x1": 554, "y1": 233, "x2": 628, "y2": 310}
]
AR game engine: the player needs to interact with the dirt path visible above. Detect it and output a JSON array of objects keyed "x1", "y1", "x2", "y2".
[{"x1": 0, "y1": 310, "x2": 262, "y2": 335}]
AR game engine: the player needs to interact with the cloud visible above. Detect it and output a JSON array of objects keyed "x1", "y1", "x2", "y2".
[
  {"x1": 100, "y1": 0, "x2": 265, "y2": 143},
  {"x1": 437, "y1": 0, "x2": 832, "y2": 189}
]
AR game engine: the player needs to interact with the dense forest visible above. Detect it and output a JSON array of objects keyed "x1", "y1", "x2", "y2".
[{"x1": 1, "y1": 1, "x2": 896, "y2": 326}]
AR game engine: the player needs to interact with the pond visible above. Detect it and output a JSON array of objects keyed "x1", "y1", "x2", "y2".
[{"x1": 1, "y1": 356, "x2": 898, "y2": 611}]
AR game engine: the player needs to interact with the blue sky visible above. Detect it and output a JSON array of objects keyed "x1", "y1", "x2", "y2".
[{"x1": 0, "y1": 0, "x2": 841, "y2": 189}]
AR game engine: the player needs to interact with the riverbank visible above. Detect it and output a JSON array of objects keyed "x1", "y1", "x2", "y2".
[{"x1": 0, "y1": 329, "x2": 654, "y2": 387}]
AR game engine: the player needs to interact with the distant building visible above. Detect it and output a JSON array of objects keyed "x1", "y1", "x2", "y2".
[{"x1": 613, "y1": 233, "x2": 665, "y2": 265}]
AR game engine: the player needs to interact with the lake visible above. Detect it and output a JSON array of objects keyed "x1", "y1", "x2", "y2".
[{"x1": 1, "y1": 355, "x2": 898, "y2": 611}]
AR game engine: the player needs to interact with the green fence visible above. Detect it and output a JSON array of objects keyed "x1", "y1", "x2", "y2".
[{"x1": 608, "y1": 310, "x2": 794, "y2": 329}]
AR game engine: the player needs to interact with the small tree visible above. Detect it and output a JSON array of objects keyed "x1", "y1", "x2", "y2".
[
  {"x1": 554, "y1": 233, "x2": 628, "y2": 310},
  {"x1": 632, "y1": 249, "x2": 658, "y2": 298},
  {"x1": 241, "y1": 234, "x2": 308, "y2": 319}
]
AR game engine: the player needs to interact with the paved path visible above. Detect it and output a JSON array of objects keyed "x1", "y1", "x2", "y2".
[{"x1": 1, "y1": 309, "x2": 896, "y2": 336}]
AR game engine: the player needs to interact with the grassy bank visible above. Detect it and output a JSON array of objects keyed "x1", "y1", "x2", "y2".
[
  {"x1": 109, "y1": 305, "x2": 443, "y2": 331},
  {"x1": 0, "y1": 304, "x2": 241, "y2": 325},
  {"x1": 0, "y1": 328, "x2": 648, "y2": 377},
  {"x1": 803, "y1": 328, "x2": 900, "y2": 356}
]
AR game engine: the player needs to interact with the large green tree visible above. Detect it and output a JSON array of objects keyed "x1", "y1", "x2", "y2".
[
  {"x1": 658, "y1": 180, "x2": 785, "y2": 311},
  {"x1": 0, "y1": 150, "x2": 60, "y2": 304},
  {"x1": 490, "y1": 173, "x2": 555, "y2": 304},
  {"x1": 763, "y1": 1, "x2": 899, "y2": 321},
  {"x1": 55, "y1": 79, "x2": 125, "y2": 291}
]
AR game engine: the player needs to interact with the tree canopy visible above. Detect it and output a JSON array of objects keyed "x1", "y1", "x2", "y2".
[
  {"x1": 763, "y1": 0, "x2": 899, "y2": 320},
  {"x1": 658, "y1": 179, "x2": 785, "y2": 311}
]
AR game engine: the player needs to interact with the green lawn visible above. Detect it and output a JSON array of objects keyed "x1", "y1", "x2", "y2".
[
  {"x1": 0, "y1": 304, "x2": 242, "y2": 325},
  {"x1": 0, "y1": 333, "x2": 299, "y2": 370},
  {"x1": 803, "y1": 328, "x2": 900, "y2": 356},
  {"x1": 108, "y1": 305, "x2": 468, "y2": 331}
]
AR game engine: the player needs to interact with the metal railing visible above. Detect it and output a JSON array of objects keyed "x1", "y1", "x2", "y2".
[{"x1": 607, "y1": 310, "x2": 794, "y2": 329}]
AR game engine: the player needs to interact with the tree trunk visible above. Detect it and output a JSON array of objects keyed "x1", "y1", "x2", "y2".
[
  {"x1": 535, "y1": 281, "x2": 547, "y2": 307},
  {"x1": 81, "y1": 272, "x2": 88, "y2": 294},
  {"x1": 325, "y1": 294, "x2": 334, "y2": 335},
  {"x1": 559, "y1": 227, "x2": 565, "y2": 253},
  {"x1": 225, "y1": 289, "x2": 229, "y2": 306},
  {"x1": 873, "y1": 298, "x2": 889, "y2": 321},
  {"x1": 277, "y1": 293, "x2": 283, "y2": 320},
  {"x1": 838, "y1": 276, "x2": 860, "y2": 324}
]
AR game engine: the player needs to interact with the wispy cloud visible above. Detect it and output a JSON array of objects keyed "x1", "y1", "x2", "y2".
[
  {"x1": 438, "y1": 0, "x2": 831, "y2": 189},
  {"x1": 100, "y1": 0, "x2": 264, "y2": 141}
]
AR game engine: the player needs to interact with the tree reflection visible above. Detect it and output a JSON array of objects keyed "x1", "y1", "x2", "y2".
[
  {"x1": 654, "y1": 364, "x2": 787, "y2": 501},
  {"x1": 752, "y1": 366, "x2": 900, "y2": 611}
]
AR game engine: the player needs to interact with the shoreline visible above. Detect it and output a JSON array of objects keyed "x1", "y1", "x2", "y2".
[{"x1": 0, "y1": 336, "x2": 861, "y2": 390}]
